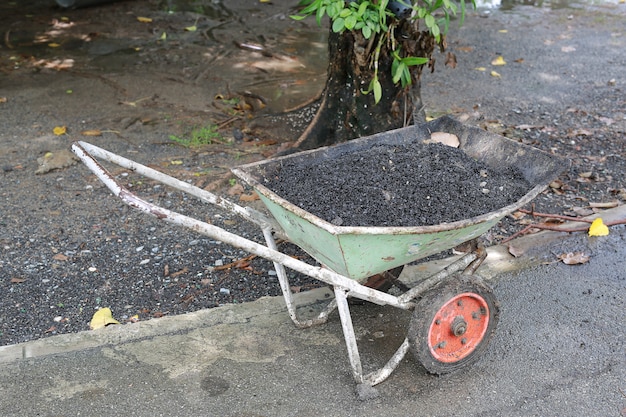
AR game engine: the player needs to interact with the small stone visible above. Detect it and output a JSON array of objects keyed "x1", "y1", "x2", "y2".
[
  {"x1": 220, "y1": 288, "x2": 231, "y2": 295},
  {"x1": 139, "y1": 259, "x2": 150, "y2": 265}
]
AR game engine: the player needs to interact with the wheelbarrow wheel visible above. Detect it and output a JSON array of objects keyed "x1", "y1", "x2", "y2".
[{"x1": 408, "y1": 276, "x2": 499, "y2": 375}]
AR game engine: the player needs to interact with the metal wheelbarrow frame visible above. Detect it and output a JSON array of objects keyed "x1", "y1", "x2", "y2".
[{"x1": 71, "y1": 117, "x2": 567, "y2": 391}]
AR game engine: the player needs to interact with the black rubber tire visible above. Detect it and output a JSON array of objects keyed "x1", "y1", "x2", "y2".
[{"x1": 407, "y1": 275, "x2": 500, "y2": 375}]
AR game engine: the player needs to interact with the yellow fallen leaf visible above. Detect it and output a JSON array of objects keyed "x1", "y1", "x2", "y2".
[
  {"x1": 89, "y1": 308, "x2": 120, "y2": 330},
  {"x1": 160, "y1": 32, "x2": 167, "y2": 41},
  {"x1": 81, "y1": 129, "x2": 102, "y2": 136},
  {"x1": 491, "y1": 56, "x2": 506, "y2": 66},
  {"x1": 588, "y1": 218, "x2": 609, "y2": 236},
  {"x1": 490, "y1": 70, "x2": 501, "y2": 78},
  {"x1": 0, "y1": 97, "x2": 7, "y2": 103},
  {"x1": 185, "y1": 25, "x2": 197, "y2": 31},
  {"x1": 474, "y1": 67, "x2": 486, "y2": 71},
  {"x1": 53, "y1": 126, "x2": 67, "y2": 135},
  {"x1": 137, "y1": 16, "x2": 153, "y2": 23},
  {"x1": 170, "y1": 160, "x2": 183, "y2": 165},
  {"x1": 48, "y1": 42, "x2": 61, "y2": 48},
  {"x1": 498, "y1": 29, "x2": 508, "y2": 33}
]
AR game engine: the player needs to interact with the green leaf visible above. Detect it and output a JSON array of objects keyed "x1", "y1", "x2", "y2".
[
  {"x1": 392, "y1": 62, "x2": 406, "y2": 84},
  {"x1": 431, "y1": 23, "x2": 440, "y2": 38},
  {"x1": 300, "y1": 0, "x2": 321, "y2": 15},
  {"x1": 339, "y1": 8, "x2": 352, "y2": 18},
  {"x1": 373, "y1": 79, "x2": 382, "y2": 103},
  {"x1": 290, "y1": 14, "x2": 307, "y2": 20},
  {"x1": 425, "y1": 14, "x2": 435, "y2": 29},
  {"x1": 357, "y1": 1, "x2": 369, "y2": 16},
  {"x1": 401, "y1": 67, "x2": 411, "y2": 86},
  {"x1": 362, "y1": 24, "x2": 372, "y2": 39},
  {"x1": 316, "y1": 5, "x2": 326, "y2": 25},
  {"x1": 332, "y1": 17, "x2": 345, "y2": 32},
  {"x1": 402, "y1": 56, "x2": 429, "y2": 66},
  {"x1": 344, "y1": 14, "x2": 357, "y2": 30}
]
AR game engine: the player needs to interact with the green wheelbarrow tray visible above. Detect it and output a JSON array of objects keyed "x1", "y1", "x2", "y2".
[{"x1": 232, "y1": 116, "x2": 569, "y2": 281}]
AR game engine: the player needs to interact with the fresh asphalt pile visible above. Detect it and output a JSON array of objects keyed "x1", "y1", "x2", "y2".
[{"x1": 0, "y1": 0, "x2": 624, "y2": 347}]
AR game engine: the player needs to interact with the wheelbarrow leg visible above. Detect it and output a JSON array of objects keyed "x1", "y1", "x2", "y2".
[
  {"x1": 333, "y1": 286, "x2": 364, "y2": 384},
  {"x1": 261, "y1": 227, "x2": 337, "y2": 329}
]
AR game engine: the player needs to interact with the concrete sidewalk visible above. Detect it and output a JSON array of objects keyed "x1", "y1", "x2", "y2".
[{"x1": 1, "y1": 208, "x2": 624, "y2": 416}]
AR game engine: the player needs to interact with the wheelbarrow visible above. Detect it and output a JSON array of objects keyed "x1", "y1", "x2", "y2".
[{"x1": 71, "y1": 116, "x2": 567, "y2": 392}]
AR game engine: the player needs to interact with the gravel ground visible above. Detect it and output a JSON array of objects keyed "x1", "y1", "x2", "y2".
[{"x1": 0, "y1": 0, "x2": 624, "y2": 346}]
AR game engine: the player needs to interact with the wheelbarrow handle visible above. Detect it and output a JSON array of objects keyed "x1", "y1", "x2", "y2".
[
  {"x1": 70, "y1": 141, "x2": 409, "y2": 310},
  {"x1": 71, "y1": 141, "x2": 282, "y2": 233}
]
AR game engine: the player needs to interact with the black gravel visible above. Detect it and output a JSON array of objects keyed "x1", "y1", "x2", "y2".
[{"x1": 265, "y1": 142, "x2": 531, "y2": 227}]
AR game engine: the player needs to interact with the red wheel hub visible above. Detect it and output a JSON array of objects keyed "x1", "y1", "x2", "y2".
[{"x1": 427, "y1": 292, "x2": 490, "y2": 363}]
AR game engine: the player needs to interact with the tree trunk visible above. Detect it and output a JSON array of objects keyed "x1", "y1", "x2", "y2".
[{"x1": 290, "y1": 20, "x2": 438, "y2": 152}]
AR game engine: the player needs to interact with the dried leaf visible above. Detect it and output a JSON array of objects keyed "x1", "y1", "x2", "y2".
[
  {"x1": 589, "y1": 201, "x2": 618, "y2": 209},
  {"x1": 423, "y1": 132, "x2": 460, "y2": 147},
  {"x1": 445, "y1": 52, "x2": 457, "y2": 68},
  {"x1": 170, "y1": 160, "x2": 183, "y2": 165},
  {"x1": 137, "y1": 16, "x2": 153, "y2": 23},
  {"x1": 11, "y1": 277, "x2": 26, "y2": 283},
  {"x1": 53, "y1": 253, "x2": 68, "y2": 261},
  {"x1": 507, "y1": 244, "x2": 526, "y2": 258},
  {"x1": 559, "y1": 252, "x2": 590, "y2": 265},
  {"x1": 588, "y1": 218, "x2": 609, "y2": 237},
  {"x1": 491, "y1": 56, "x2": 506, "y2": 66},
  {"x1": 227, "y1": 183, "x2": 245, "y2": 196},
  {"x1": 170, "y1": 267, "x2": 189, "y2": 278},
  {"x1": 89, "y1": 308, "x2": 120, "y2": 330},
  {"x1": 239, "y1": 192, "x2": 260, "y2": 202},
  {"x1": 81, "y1": 129, "x2": 102, "y2": 136}
]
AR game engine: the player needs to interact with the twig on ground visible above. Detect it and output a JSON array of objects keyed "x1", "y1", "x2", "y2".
[{"x1": 502, "y1": 209, "x2": 626, "y2": 244}]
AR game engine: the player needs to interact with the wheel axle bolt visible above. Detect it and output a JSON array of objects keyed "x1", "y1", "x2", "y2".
[
  {"x1": 438, "y1": 341, "x2": 447, "y2": 349},
  {"x1": 435, "y1": 319, "x2": 441, "y2": 325},
  {"x1": 461, "y1": 338, "x2": 467, "y2": 345},
  {"x1": 457, "y1": 300, "x2": 463, "y2": 307}
]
